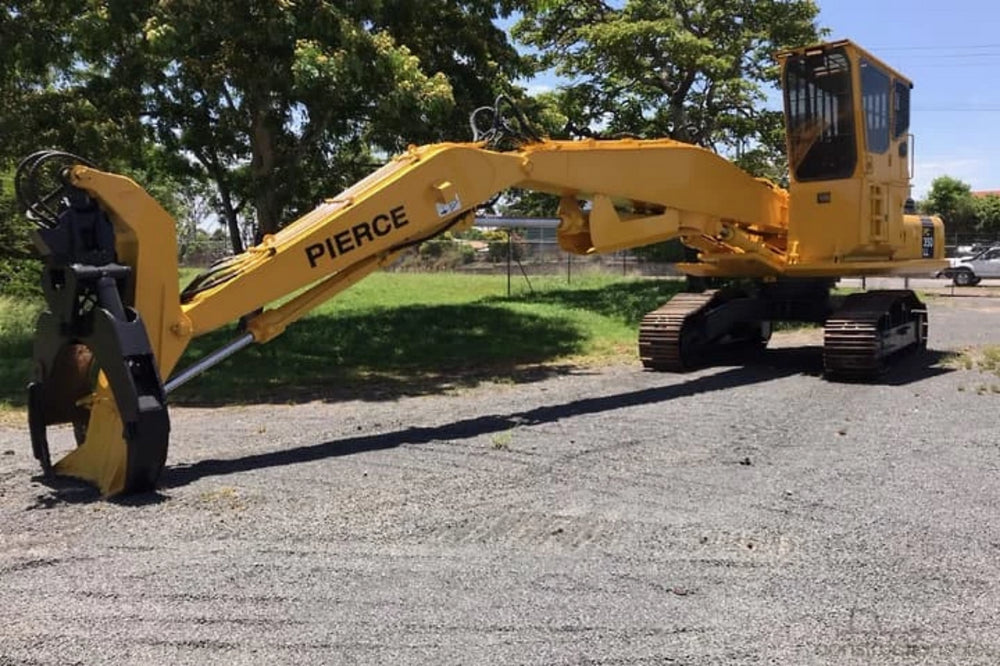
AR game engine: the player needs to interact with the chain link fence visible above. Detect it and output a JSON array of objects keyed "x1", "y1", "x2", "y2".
[
  {"x1": 182, "y1": 220, "x2": 1000, "y2": 278},
  {"x1": 944, "y1": 232, "x2": 1000, "y2": 257},
  {"x1": 180, "y1": 219, "x2": 683, "y2": 279}
]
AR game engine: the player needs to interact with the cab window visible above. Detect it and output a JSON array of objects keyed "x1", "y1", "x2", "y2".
[
  {"x1": 860, "y1": 60, "x2": 890, "y2": 154},
  {"x1": 894, "y1": 80, "x2": 910, "y2": 138},
  {"x1": 784, "y1": 47, "x2": 857, "y2": 181}
]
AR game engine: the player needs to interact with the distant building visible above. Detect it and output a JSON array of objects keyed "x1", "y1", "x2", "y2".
[{"x1": 972, "y1": 190, "x2": 1000, "y2": 199}]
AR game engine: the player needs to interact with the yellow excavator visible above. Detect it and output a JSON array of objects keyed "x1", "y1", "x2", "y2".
[{"x1": 20, "y1": 40, "x2": 945, "y2": 495}]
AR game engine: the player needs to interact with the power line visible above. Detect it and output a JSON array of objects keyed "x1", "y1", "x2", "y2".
[
  {"x1": 906, "y1": 62, "x2": 1000, "y2": 68},
  {"x1": 869, "y1": 43, "x2": 1000, "y2": 51},
  {"x1": 903, "y1": 52, "x2": 1000, "y2": 59},
  {"x1": 915, "y1": 107, "x2": 1000, "y2": 112}
]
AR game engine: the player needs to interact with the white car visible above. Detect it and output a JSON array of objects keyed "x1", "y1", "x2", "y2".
[{"x1": 939, "y1": 246, "x2": 1000, "y2": 286}]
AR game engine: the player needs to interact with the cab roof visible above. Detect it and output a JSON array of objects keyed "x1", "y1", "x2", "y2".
[{"x1": 777, "y1": 39, "x2": 912, "y2": 88}]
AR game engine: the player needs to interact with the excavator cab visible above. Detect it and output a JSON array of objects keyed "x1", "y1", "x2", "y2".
[{"x1": 778, "y1": 41, "x2": 939, "y2": 267}]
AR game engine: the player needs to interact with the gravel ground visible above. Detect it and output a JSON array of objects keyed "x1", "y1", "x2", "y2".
[{"x1": 2, "y1": 286, "x2": 1000, "y2": 665}]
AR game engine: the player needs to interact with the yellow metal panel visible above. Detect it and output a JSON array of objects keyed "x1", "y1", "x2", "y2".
[
  {"x1": 70, "y1": 167, "x2": 191, "y2": 378},
  {"x1": 586, "y1": 195, "x2": 682, "y2": 253},
  {"x1": 52, "y1": 381, "x2": 127, "y2": 495},
  {"x1": 788, "y1": 179, "x2": 863, "y2": 263},
  {"x1": 519, "y1": 139, "x2": 789, "y2": 230},
  {"x1": 182, "y1": 144, "x2": 528, "y2": 336}
]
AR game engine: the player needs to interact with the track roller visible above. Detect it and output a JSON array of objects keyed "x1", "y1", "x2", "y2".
[
  {"x1": 823, "y1": 290, "x2": 927, "y2": 379},
  {"x1": 639, "y1": 289, "x2": 768, "y2": 372}
]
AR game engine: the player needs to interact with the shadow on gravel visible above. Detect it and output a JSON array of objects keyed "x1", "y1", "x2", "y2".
[
  {"x1": 26, "y1": 474, "x2": 170, "y2": 508},
  {"x1": 22, "y1": 347, "x2": 955, "y2": 502},
  {"x1": 759, "y1": 346, "x2": 955, "y2": 386},
  {"x1": 162, "y1": 347, "x2": 955, "y2": 489},
  {"x1": 160, "y1": 362, "x2": 799, "y2": 489},
  {"x1": 873, "y1": 349, "x2": 956, "y2": 386}
]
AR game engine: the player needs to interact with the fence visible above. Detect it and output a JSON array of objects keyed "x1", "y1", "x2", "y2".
[
  {"x1": 182, "y1": 215, "x2": 998, "y2": 282},
  {"x1": 944, "y1": 233, "x2": 1000, "y2": 256},
  {"x1": 180, "y1": 217, "x2": 682, "y2": 282}
]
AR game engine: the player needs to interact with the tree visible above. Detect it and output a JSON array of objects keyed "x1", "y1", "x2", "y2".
[
  {"x1": 2, "y1": 2, "x2": 531, "y2": 257},
  {"x1": 370, "y1": 1, "x2": 535, "y2": 144},
  {"x1": 0, "y1": 2, "x2": 167, "y2": 170},
  {"x1": 513, "y1": 0, "x2": 823, "y2": 172},
  {"x1": 922, "y1": 176, "x2": 978, "y2": 235},
  {"x1": 973, "y1": 194, "x2": 1000, "y2": 234},
  {"x1": 1, "y1": 2, "x2": 139, "y2": 295},
  {"x1": 1, "y1": 2, "x2": 196, "y2": 291},
  {"x1": 135, "y1": 1, "x2": 455, "y2": 252},
  {"x1": 64, "y1": 1, "x2": 532, "y2": 253},
  {"x1": 0, "y1": 165, "x2": 40, "y2": 296}
]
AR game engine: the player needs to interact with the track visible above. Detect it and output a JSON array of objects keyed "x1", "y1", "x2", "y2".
[
  {"x1": 638, "y1": 291, "x2": 717, "y2": 371},
  {"x1": 643, "y1": 288, "x2": 928, "y2": 380},
  {"x1": 823, "y1": 290, "x2": 927, "y2": 378}
]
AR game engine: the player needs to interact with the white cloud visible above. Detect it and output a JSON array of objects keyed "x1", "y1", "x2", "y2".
[{"x1": 911, "y1": 157, "x2": 992, "y2": 199}]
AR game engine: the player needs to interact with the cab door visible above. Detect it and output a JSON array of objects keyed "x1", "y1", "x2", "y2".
[{"x1": 859, "y1": 59, "x2": 908, "y2": 250}]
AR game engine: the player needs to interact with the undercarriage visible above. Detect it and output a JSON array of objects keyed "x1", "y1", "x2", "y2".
[{"x1": 639, "y1": 279, "x2": 928, "y2": 379}]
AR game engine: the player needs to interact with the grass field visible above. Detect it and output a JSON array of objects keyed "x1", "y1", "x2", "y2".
[
  {"x1": 0, "y1": 295, "x2": 41, "y2": 411},
  {"x1": 0, "y1": 272, "x2": 684, "y2": 408}
]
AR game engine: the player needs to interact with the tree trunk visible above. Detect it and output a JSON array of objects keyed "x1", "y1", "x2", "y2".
[
  {"x1": 250, "y1": 107, "x2": 283, "y2": 237},
  {"x1": 221, "y1": 203, "x2": 244, "y2": 255},
  {"x1": 196, "y1": 149, "x2": 246, "y2": 255},
  {"x1": 213, "y1": 176, "x2": 245, "y2": 255}
]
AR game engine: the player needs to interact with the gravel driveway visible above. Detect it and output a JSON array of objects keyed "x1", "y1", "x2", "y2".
[{"x1": 2, "y1": 288, "x2": 1000, "y2": 665}]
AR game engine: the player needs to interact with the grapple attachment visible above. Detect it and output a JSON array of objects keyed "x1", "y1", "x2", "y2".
[{"x1": 20, "y1": 152, "x2": 171, "y2": 495}]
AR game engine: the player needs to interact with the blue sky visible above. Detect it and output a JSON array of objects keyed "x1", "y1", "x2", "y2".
[
  {"x1": 507, "y1": 1, "x2": 1000, "y2": 199},
  {"x1": 818, "y1": 0, "x2": 1000, "y2": 197}
]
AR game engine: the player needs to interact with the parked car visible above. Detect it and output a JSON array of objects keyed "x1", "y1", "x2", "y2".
[
  {"x1": 954, "y1": 244, "x2": 990, "y2": 257},
  {"x1": 938, "y1": 246, "x2": 1000, "y2": 285}
]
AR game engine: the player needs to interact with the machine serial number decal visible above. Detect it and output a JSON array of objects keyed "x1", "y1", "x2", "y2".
[
  {"x1": 436, "y1": 195, "x2": 461, "y2": 217},
  {"x1": 305, "y1": 205, "x2": 409, "y2": 268},
  {"x1": 920, "y1": 217, "x2": 935, "y2": 259}
]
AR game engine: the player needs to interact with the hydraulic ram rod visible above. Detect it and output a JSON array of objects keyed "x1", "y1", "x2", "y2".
[{"x1": 164, "y1": 333, "x2": 255, "y2": 394}]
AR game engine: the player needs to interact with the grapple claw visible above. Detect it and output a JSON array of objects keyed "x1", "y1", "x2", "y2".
[{"x1": 26, "y1": 161, "x2": 170, "y2": 496}]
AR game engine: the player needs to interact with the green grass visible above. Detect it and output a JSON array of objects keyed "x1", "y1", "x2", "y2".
[
  {"x1": 0, "y1": 295, "x2": 43, "y2": 409},
  {"x1": 949, "y1": 345, "x2": 1000, "y2": 395},
  {"x1": 950, "y1": 345, "x2": 1000, "y2": 377},
  {"x1": 0, "y1": 273, "x2": 684, "y2": 408}
]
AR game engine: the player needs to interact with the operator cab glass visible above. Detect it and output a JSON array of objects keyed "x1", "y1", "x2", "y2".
[
  {"x1": 784, "y1": 46, "x2": 856, "y2": 181},
  {"x1": 860, "y1": 59, "x2": 890, "y2": 153},
  {"x1": 893, "y1": 80, "x2": 910, "y2": 139}
]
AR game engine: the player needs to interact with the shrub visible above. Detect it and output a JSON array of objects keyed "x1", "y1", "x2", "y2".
[{"x1": 0, "y1": 257, "x2": 42, "y2": 298}]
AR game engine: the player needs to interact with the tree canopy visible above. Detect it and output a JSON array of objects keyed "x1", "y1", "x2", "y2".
[
  {"x1": 922, "y1": 176, "x2": 978, "y2": 235},
  {"x1": 1, "y1": 1, "x2": 531, "y2": 254},
  {"x1": 513, "y1": 0, "x2": 823, "y2": 178},
  {"x1": 921, "y1": 176, "x2": 1000, "y2": 237}
]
